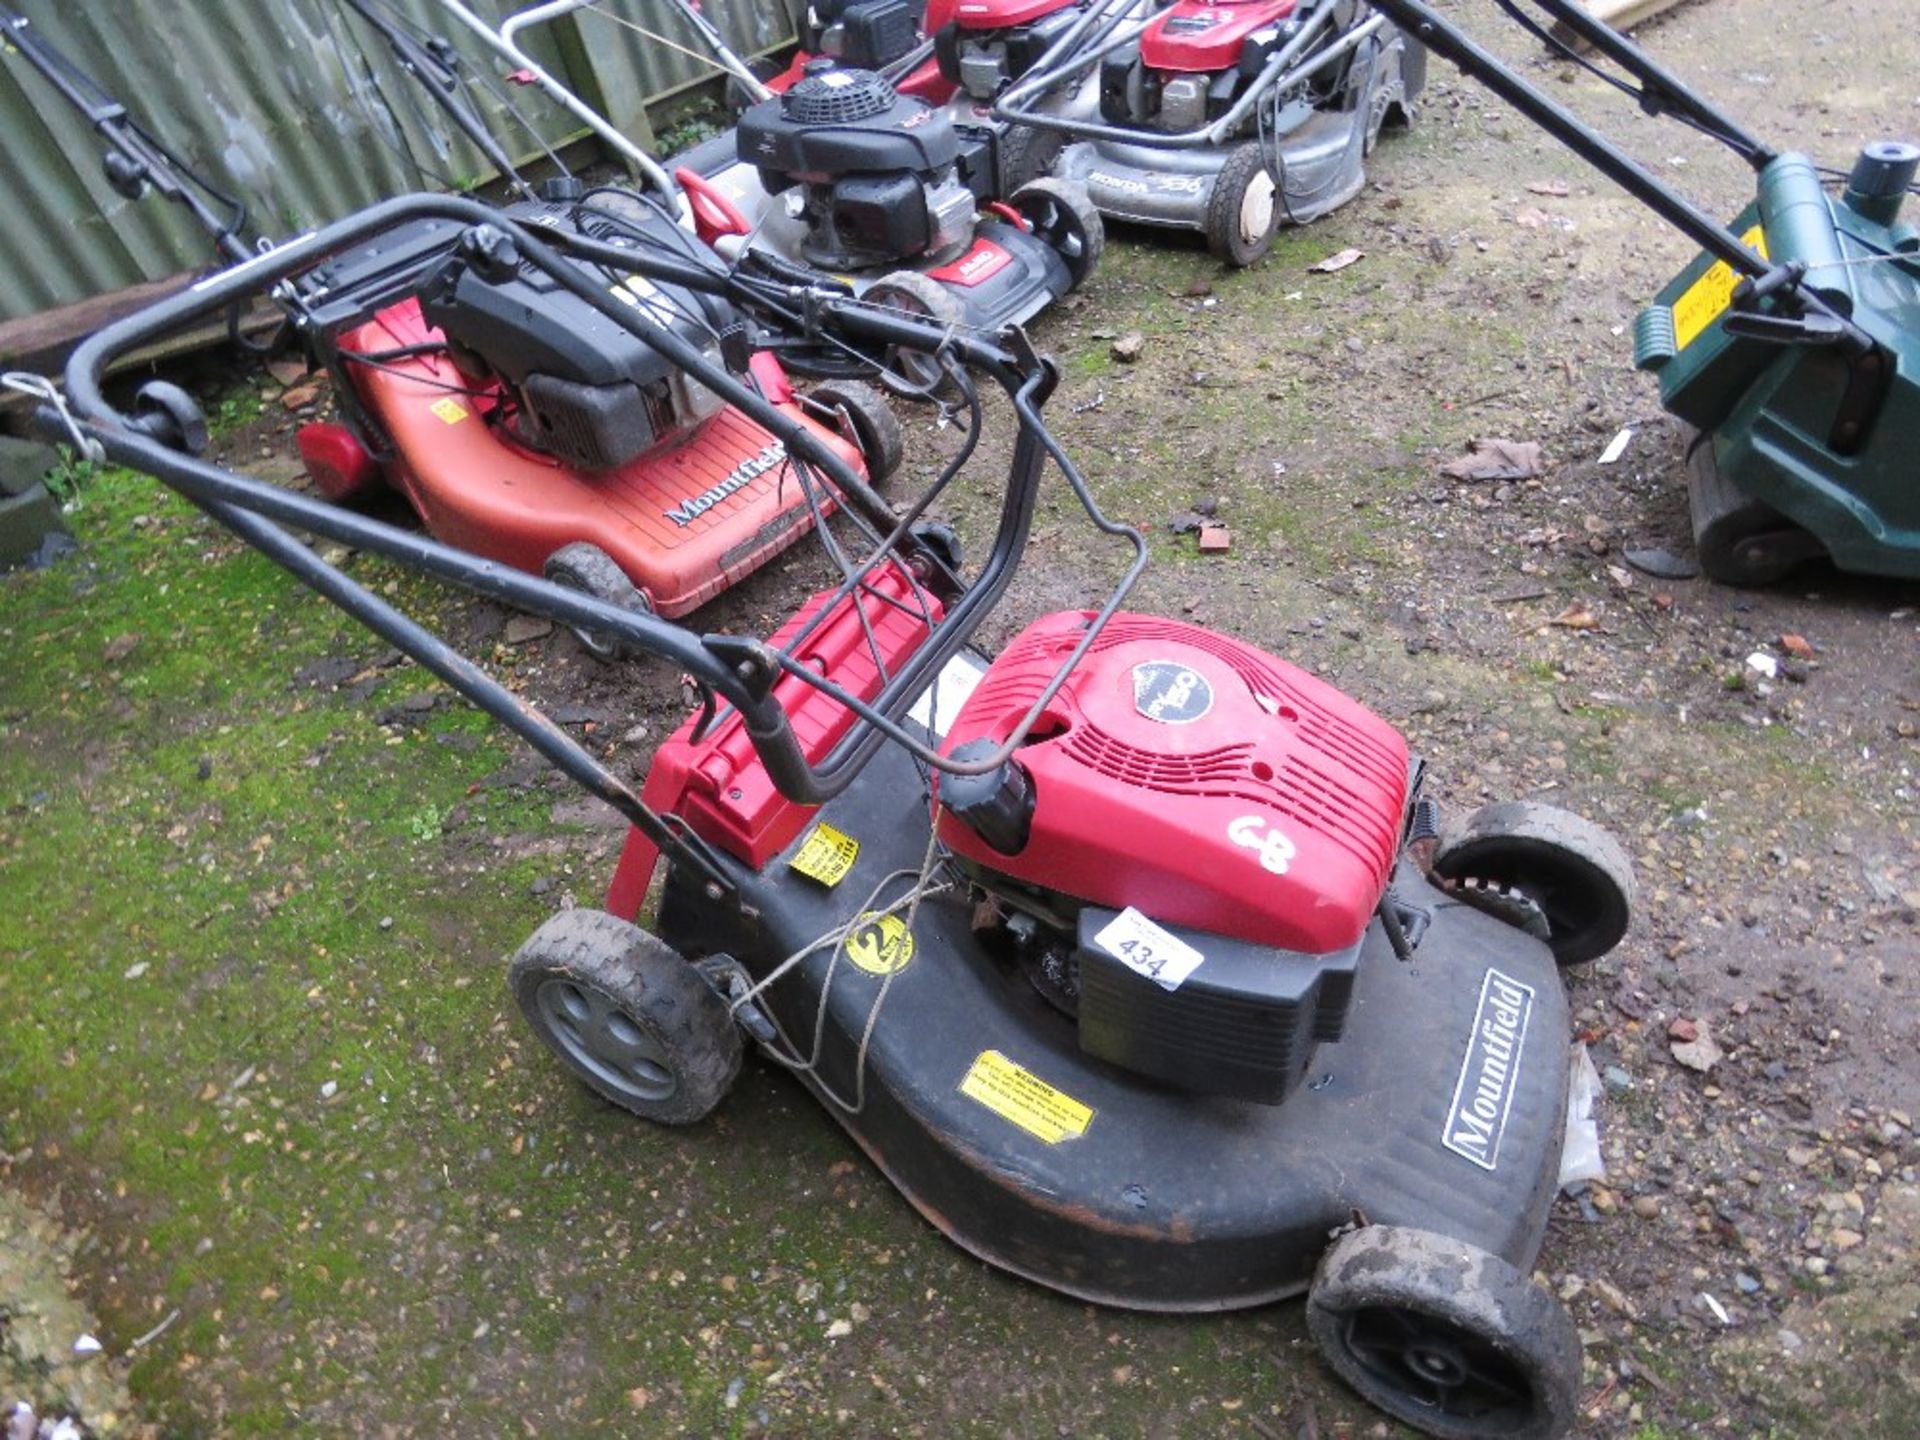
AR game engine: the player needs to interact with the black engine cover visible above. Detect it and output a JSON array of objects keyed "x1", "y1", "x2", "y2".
[
  {"x1": 738, "y1": 68, "x2": 960, "y2": 187},
  {"x1": 416, "y1": 198, "x2": 733, "y2": 471},
  {"x1": 1072, "y1": 907, "x2": 1360, "y2": 1105},
  {"x1": 807, "y1": 0, "x2": 921, "y2": 69}
]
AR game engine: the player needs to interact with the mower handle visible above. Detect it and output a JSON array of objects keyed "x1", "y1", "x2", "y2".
[{"x1": 53, "y1": 192, "x2": 1139, "y2": 815}]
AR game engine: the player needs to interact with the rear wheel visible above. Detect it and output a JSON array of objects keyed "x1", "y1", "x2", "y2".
[
  {"x1": 509, "y1": 909, "x2": 741, "y2": 1126},
  {"x1": 1011, "y1": 177, "x2": 1104, "y2": 291},
  {"x1": 804, "y1": 380, "x2": 904, "y2": 485},
  {"x1": 997, "y1": 123, "x2": 1066, "y2": 192},
  {"x1": 1308, "y1": 1226, "x2": 1581, "y2": 1440},
  {"x1": 1431, "y1": 801, "x2": 1635, "y2": 966},
  {"x1": 1205, "y1": 143, "x2": 1280, "y2": 267},
  {"x1": 864, "y1": 270, "x2": 965, "y2": 399},
  {"x1": 543, "y1": 541, "x2": 653, "y2": 663},
  {"x1": 1687, "y1": 429, "x2": 1824, "y2": 585}
]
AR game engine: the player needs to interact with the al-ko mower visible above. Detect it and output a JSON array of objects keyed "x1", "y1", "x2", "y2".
[
  {"x1": 424, "y1": 0, "x2": 1105, "y2": 392},
  {"x1": 3, "y1": 2, "x2": 904, "y2": 639},
  {"x1": 1359, "y1": 0, "x2": 1920, "y2": 585},
  {"x1": 42, "y1": 189, "x2": 1634, "y2": 1438},
  {"x1": 990, "y1": 0, "x2": 1425, "y2": 264}
]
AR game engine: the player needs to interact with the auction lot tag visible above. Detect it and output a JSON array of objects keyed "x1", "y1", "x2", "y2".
[
  {"x1": 790, "y1": 821, "x2": 859, "y2": 887},
  {"x1": 960, "y1": 1050, "x2": 1093, "y2": 1144},
  {"x1": 1093, "y1": 907, "x2": 1205, "y2": 992}
]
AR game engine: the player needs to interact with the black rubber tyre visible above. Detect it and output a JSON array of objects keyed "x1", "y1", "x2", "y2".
[
  {"x1": 1686, "y1": 428, "x2": 1824, "y2": 585},
  {"x1": 509, "y1": 908, "x2": 742, "y2": 1126},
  {"x1": 997, "y1": 122, "x2": 1066, "y2": 193},
  {"x1": 864, "y1": 270, "x2": 966, "y2": 399},
  {"x1": 1432, "y1": 801, "x2": 1635, "y2": 966},
  {"x1": 1204, "y1": 143, "x2": 1280, "y2": 267},
  {"x1": 1308, "y1": 1225, "x2": 1582, "y2": 1440},
  {"x1": 542, "y1": 541, "x2": 653, "y2": 663},
  {"x1": 805, "y1": 380, "x2": 904, "y2": 485},
  {"x1": 724, "y1": 54, "x2": 786, "y2": 109},
  {"x1": 1011, "y1": 176, "x2": 1104, "y2": 291}
]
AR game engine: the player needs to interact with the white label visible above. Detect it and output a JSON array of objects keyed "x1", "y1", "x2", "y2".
[
  {"x1": 907, "y1": 653, "x2": 986, "y2": 739},
  {"x1": 1441, "y1": 968, "x2": 1536, "y2": 1172},
  {"x1": 1227, "y1": 814, "x2": 1297, "y2": 875},
  {"x1": 1093, "y1": 907, "x2": 1205, "y2": 992}
]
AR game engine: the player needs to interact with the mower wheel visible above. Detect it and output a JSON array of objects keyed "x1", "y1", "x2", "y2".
[
  {"x1": 1205, "y1": 143, "x2": 1280, "y2": 267},
  {"x1": 724, "y1": 54, "x2": 786, "y2": 109},
  {"x1": 864, "y1": 271, "x2": 965, "y2": 399},
  {"x1": 1011, "y1": 177, "x2": 1104, "y2": 292},
  {"x1": 509, "y1": 909, "x2": 742, "y2": 1126},
  {"x1": 543, "y1": 541, "x2": 652, "y2": 663},
  {"x1": 1431, "y1": 801, "x2": 1635, "y2": 966},
  {"x1": 806, "y1": 380, "x2": 904, "y2": 485},
  {"x1": 1686, "y1": 430, "x2": 1825, "y2": 585},
  {"x1": 997, "y1": 123, "x2": 1065, "y2": 192},
  {"x1": 1308, "y1": 1225, "x2": 1581, "y2": 1440}
]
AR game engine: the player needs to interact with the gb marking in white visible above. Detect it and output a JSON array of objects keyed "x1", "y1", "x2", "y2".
[{"x1": 1228, "y1": 815, "x2": 1297, "y2": 875}]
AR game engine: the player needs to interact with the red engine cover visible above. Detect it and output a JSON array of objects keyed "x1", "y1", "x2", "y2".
[
  {"x1": 1140, "y1": 0, "x2": 1298, "y2": 74},
  {"x1": 326, "y1": 298, "x2": 860, "y2": 618},
  {"x1": 935, "y1": 612, "x2": 1409, "y2": 954},
  {"x1": 924, "y1": 0, "x2": 1078, "y2": 30}
]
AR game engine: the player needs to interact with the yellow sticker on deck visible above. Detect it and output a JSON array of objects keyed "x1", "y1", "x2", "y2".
[
  {"x1": 843, "y1": 911, "x2": 914, "y2": 976},
  {"x1": 1671, "y1": 225, "x2": 1769, "y2": 352},
  {"x1": 790, "y1": 822, "x2": 859, "y2": 887},
  {"x1": 959, "y1": 1050, "x2": 1094, "y2": 1144},
  {"x1": 429, "y1": 397, "x2": 470, "y2": 424}
]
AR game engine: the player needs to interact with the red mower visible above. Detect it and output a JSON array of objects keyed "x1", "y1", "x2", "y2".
[
  {"x1": 5, "y1": 3, "x2": 904, "y2": 642},
  {"x1": 50, "y1": 192, "x2": 1633, "y2": 1439}
]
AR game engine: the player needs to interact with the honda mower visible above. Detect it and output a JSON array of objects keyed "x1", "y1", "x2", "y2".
[
  {"x1": 43, "y1": 190, "x2": 1633, "y2": 1438},
  {"x1": 991, "y1": 0, "x2": 1424, "y2": 263},
  {"x1": 424, "y1": 0, "x2": 1106, "y2": 391},
  {"x1": 5, "y1": 2, "x2": 905, "y2": 637},
  {"x1": 1361, "y1": 0, "x2": 1920, "y2": 585}
]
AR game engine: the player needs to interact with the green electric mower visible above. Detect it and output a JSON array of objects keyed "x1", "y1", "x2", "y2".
[{"x1": 1366, "y1": 0, "x2": 1920, "y2": 586}]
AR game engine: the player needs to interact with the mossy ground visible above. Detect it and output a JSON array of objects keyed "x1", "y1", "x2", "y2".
[{"x1": 7, "y1": 0, "x2": 1920, "y2": 1433}]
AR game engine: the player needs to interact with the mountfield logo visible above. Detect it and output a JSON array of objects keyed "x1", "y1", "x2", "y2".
[
  {"x1": 1441, "y1": 969, "x2": 1535, "y2": 1171},
  {"x1": 665, "y1": 442, "x2": 787, "y2": 528}
]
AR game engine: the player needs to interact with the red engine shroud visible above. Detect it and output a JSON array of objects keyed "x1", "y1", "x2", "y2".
[
  {"x1": 935, "y1": 611, "x2": 1409, "y2": 954},
  {"x1": 309, "y1": 298, "x2": 867, "y2": 618},
  {"x1": 1140, "y1": 0, "x2": 1299, "y2": 74}
]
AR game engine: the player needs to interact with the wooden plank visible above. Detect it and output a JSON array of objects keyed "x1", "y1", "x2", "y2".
[{"x1": 1552, "y1": 0, "x2": 1694, "y2": 42}]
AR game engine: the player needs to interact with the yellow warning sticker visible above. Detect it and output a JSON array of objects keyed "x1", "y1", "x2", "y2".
[
  {"x1": 429, "y1": 397, "x2": 470, "y2": 424},
  {"x1": 959, "y1": 1050, "x2": 1094, "y2": 1144},
  {"x1": 1671, "y1": 225, "x2": 1768, "y2": 352},
  {"x1": 790, "y1": 822, "x2": 859, "y2": 887},
  {"x1": 843, "y1": 911, "x2": 914, "y2": 976}
]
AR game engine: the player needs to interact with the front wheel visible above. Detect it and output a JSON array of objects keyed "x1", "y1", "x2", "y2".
[
  {"x1": 1308, "y1": 1225, "x2": 1582, "y2": 1440},
  {"x1": 509, "y1": 909, "x2": 742, "y2": 1126},
  {"x1": 804, "y1": 380, "x2": 904, "y2": 486},
  {"x1": 543, "y1": 541, "x2": 653, "y2": 663},
  {"x1": 1011, "y1": 176, "x2": 1104, "y2": 292},
  {"x1": 1205, "y1": 143, "x2": 1280, "y2": 267},
  {"x1": 863, "y1": 270, "x2": 966, "y2": 400},
  {"x1": 1430, "y1": 801, "x2": 1635, "y2": 966}
]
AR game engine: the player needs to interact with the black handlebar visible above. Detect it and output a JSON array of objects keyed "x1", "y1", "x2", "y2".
[{"x1": 52, "y1": 192, "x2": 1137, "y2": 817}]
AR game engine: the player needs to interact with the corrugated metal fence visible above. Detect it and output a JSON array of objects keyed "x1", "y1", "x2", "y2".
[{"x1": 0, "y1": 0, "x2": 796, "y2": 323}]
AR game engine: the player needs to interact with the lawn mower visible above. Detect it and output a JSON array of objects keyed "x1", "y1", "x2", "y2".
[
  {"x1": 990, "y1": 0, "x2": 1425, "y2": 263},
  {"x1": 4, "y1": 1, "x2": 904, "y2": 635},
  {"x1": 43, "y1": 190, "x2": 1633, "y2": 1437},
  {"x1": 1358, "y1": 0, "x2": 1920, "y2": 585},
  {"x1": 425, "y1": 0, "x2": 1106, "y2": 390}
]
